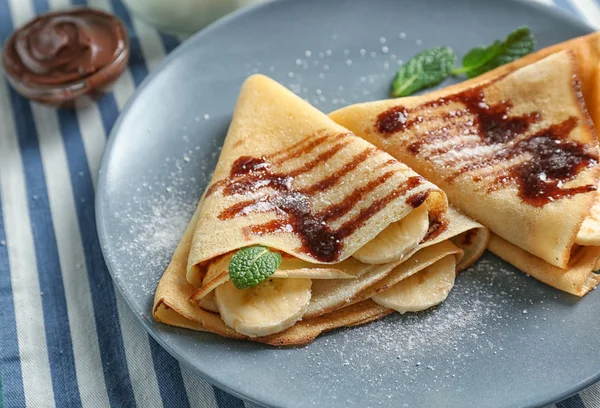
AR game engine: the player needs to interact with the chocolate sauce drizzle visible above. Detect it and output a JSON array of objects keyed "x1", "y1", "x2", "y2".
[
  {"x1": 375, "y1": 87, "x2": 598, "y2": 206},
  {"x1": 211, "y1": 134, "x2": 425, "y2": 262}
]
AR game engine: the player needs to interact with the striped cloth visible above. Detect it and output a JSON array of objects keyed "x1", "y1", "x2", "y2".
[{"x1": 0, "y1": 0, "x2": 598, "y2": 407}]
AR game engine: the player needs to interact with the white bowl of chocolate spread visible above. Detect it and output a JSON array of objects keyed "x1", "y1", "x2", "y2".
[{"x1": 2, "y1": 7, "x2": 130, "y2": 107}]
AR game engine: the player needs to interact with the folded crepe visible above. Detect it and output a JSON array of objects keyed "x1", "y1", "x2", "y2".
[
  {"x1": 155, "y1": 199, "x2": 488, "y2": 345},
  {"x1": 186, "y1": 75, "x2": 449, "y2": 282},
  {"x1": 438, "y1": 32, "x2": 600, "y2": 131},
  {"x1": 329, "y1": 51, "x2": 600, "y2": 296},
  {"x1": 153, "y1": 74, "x2": 489, "y2": 345},
  {"x1": 415, "y1": 33, "x2": 600, "y2": 296}
]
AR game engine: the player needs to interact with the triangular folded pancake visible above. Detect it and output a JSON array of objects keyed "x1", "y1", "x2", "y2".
[
  {"x1": 437, "y1": 32, "x2": 600, "y2": 131},
  {"x1": 424, "y1": 32, "x2": 600, "y2": 261},
  {"x1": 447, "y1": 32, "x2": 600, "y2": 267},
  {"x1": 330, "y1": 51, "x2": 600, "y2": 296},
  {"x1": 152, "y1": 75, "x2": 490, "y2": 344},
  {"x1": 186, "y1": 74, "x2": 448, "y2": 289}
]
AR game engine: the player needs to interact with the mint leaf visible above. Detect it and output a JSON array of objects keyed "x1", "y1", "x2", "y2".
[
  {"x1": 452, "y1": 26, "x2": 535, "y2": 78},
  {"x1": 390, "y1": 46, "x2": 456, "y2": 97},
  {"x1": 452, "y1": 42, "x2": 502, "y2": 75},
  {"x1": 228, "y1": 246, "x2": 282, "y2": 289}
]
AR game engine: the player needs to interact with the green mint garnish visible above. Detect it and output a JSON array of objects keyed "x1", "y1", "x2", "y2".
[
  {"x1": 228, "y1": 246, "x2": 282, "y2": 289},
  {"x1": 451, "y1": 26, "x2": 535, "y2": 78},
  {"x1": 389, "y1": 27, "x2": 535, "y2": 97},
  {"x1": 390, "y1": 46, "x2": 456, "y2": 97}
]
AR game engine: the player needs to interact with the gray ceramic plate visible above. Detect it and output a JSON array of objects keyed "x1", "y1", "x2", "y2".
[{"x1": 96, "y1": 0, "x2": 600, "y2": 406}]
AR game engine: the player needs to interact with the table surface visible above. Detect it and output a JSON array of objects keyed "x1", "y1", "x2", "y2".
[{"x1": 0, "y1": 0, "x2": 599, "y2": 407}]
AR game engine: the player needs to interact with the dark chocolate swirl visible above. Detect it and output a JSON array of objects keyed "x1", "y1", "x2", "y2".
[{"x1": 3, "y1": 8, "x2": 127, "y2": 86}]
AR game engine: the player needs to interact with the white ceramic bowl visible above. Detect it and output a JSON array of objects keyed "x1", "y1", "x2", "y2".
[{"x1": 123, "y1": 0, "x2": 261, "y2": 36}]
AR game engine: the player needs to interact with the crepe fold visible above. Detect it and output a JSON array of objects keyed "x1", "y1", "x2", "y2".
[
  {"x1": 192, "y1": 206, "x2": 489, "y2": 318},
  {"x1": 302, "y1": 207, "x2": 489, "y2": 318},
  {"x1": 154, "y1": 202, "x2": 391, "y2": 345},
  {"x1": 436, "y1": 32, "x2": 600, "y2": 131},
  {"x1": 154, "y1": 199, "x2": 488, "y2": 345},
  {"x1": 153, "y1": 75, "x2": 490, "y2": 345},
  {"x1": 329, "y1": 51, "x2": 600, "y2": 296},
  {"x1": 186, "y1": 74, "x2": 449, "y2": 287}
]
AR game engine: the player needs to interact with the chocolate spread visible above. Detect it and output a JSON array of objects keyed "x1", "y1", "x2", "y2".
[{"x1": 2, "y1": 8, "x2": 129, "y2": 104}]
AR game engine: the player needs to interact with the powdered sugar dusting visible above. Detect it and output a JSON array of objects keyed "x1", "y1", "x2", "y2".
[
  {"x1": 113, "y1": 192, "x2": 195, "y2": 300},
  {"x1": 314, "y1": 258, "x2": 506, "y2": 366},
  {"x1": 241, "y1": 31, "x2": 418, "y2": 110},
  {"x1": 111, "y1": 136, "x2": 223, "y2": 302},
  {"x1": 275, "y1": 254, "x2": 573, "y2": 403}
]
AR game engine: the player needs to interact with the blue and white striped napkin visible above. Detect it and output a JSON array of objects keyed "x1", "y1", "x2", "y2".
[{"x1": 0, "y1": 0, "x2": 599, "y2": 407}]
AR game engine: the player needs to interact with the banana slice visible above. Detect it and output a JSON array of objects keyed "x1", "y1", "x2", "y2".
[
  {"x1": 215, "y1": 278, "x2": 312, "y2": 337},
  {"x1": 353, "y1": 204, "x2": 429, "y2": 264},
  {"x1": 371, "y1": 254, "x2": 455, "y2": 313},
  {"x1": 576, "y1": 191, "x2": 600, "y2": 245},
  {"x1": 198, "y1": 291, "x2": 219, "y2": 313}
]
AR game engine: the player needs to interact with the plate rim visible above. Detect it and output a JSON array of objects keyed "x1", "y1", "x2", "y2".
[{"x1": 96, "y1": 0, "x2": 600, "y2": 406}]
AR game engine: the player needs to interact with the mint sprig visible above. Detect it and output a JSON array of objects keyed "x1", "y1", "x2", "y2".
[
  {"x1": 228, "y1": 246, "x2": 282, "y2": 289},
  {"x1": 391, "y1": 47, "x2": 456, "y2": 97},
  {"x1": 451, "y1": 26, "x2": 535, "y2": 78},
  {"x1": 389, "y1": 26, "x2": 535, "y2": 97}
]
